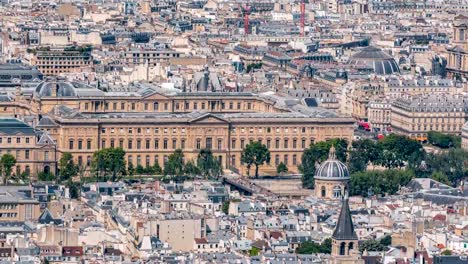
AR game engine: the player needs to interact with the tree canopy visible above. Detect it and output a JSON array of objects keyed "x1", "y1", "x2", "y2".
[
  {"x1": 296, "y1": 238, "x2": 332, "y2": 254},
  {"x1": 241, "y1": 141, "x2": 270, "y2": 178},
  {"x1": 427, "y1": 131, "x2": 461, "y2": 148},
  {"x1": 91, "y1": 147, "x2": 126, "y2": 181},
  {"x1": 276, "y1": 162, "x2": 288, "y2": 175},
  {"x1": 299, "y1": 138, "x2": 348, "y2": 188},
  {"x1": 59, "y1": 152, "x2": 79, "y2": 182},
  {"x1": 417, "y1": 148, "x2": 468, "y2": 186},
  {"x1": 349, "y1": 169, "x2": 414, "y2": 197},
  {"x1": 359, "y1": 235, "x2": 392, "y2": 252},
  {"x1": 164, "y1": 149, "x2": 185, "y2": 178},
  {"x1": 197, "y1": 148, "x2": 222, "y2": 179},
  {"x1": 0, "y1": 154, "x2": 16, "y2": 185}
]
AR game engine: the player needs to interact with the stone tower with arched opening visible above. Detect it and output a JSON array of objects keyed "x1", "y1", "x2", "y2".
[{"x1": 330, "y1": 194, "x2": 364, "y2": 264}]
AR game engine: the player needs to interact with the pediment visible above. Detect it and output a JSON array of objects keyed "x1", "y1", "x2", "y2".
[{"x1": 189, "y1": 113, "x2": 229, "y2": 124}]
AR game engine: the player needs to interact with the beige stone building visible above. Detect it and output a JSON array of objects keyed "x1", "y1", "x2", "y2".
[
  {"x1": 462, "y1": 122, "x2": 468, "y2": 150},
  {"x1": 30, "y1": 48, "x2": 93, "y2": 76},
  {"x1": 1, "y1": 81, "x2": 355, "y2": 176},
  {"x1": 446, "y1": 15, "x2": 468, "y2": 79},
  {"x1": 137, "y1": 216, "x2": 206, "y2": 251},
  {"x1": 0, "y1": 186, "x2": 41, "y2": 222},
  {"x1": 391, "y1": 95, "x2": 467, "y2": 142},
  {"x1": 367, "y1": 99, "x2": 392, "y2": 133},
  {"x1": 0, "y1": 118, "x2": 56, "y2": 178}
]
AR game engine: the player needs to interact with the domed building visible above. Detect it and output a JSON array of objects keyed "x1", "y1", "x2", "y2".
[
  {"x1": 34, "y1": 81, "x2": 105, "y2": 98},
  {"x1": 348, "y1": 46, "x2": 400, "y2": 75},
  {"x1": 314, "y1": 146, "x2": 350, "y2": 199}
]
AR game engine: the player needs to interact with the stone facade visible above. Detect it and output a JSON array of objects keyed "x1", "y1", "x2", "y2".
[
  {"x1": 391, "y1": 95, "x2": 467, "y2": 141},
  {"x1": 1, "y1": 81, "x2": 355, "y2": 177}
]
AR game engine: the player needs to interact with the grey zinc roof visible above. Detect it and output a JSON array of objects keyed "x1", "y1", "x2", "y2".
[
  {"x1": 393, "y1": 94, "x2": 468, "y2": 112},
  {"x1": 34, "y1": 81, "x2": 104, "y2": 98},
  {"x1": 0, "y1": 118, "x2": 36, "y2": 136},
  {"x1": 332, "y1": 197, "x2": 358, "y2": 241}
]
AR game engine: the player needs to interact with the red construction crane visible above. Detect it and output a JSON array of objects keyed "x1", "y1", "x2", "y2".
[
  {"x1": 241, "y1": 4, "x2": 251, "y2": 35},
  {"x1": 300, "y1": 0, "x2": 305, "y2": 36}
]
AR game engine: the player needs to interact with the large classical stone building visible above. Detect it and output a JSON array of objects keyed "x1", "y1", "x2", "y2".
[
  {"x1": 0, "y1": 81, "x2": 355, "y2": 177},
  {"x1": 0, "y1": 118, "x2": 56, "y2": 179},
  {"x1": 391, "y1": 94, "x2": 468, "y2": 141},
  {"x1": 330, "y1": 195, "x2": 364, "y2": 264},
  {"x1": 446, "y1": 15, "x2": 468, "y2": 79}
]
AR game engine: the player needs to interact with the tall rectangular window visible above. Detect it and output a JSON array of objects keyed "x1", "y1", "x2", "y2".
[
  {"x1": 206, "y1": 138, "x2": 212, "y2": 149},
  {"x1": 128, "y1": 140, "x2": 133, "y2": 149},
  {"x1": 155, "y1": 140, "x2": 159, "y2": 149}
]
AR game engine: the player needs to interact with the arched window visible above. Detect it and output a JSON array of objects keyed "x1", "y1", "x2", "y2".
[
  {"x1": 340, "y1": 242, "x2": 346, "y2": 255},
  {"x1": 349, "y1": 242, "x2": 354, "y2": 252},
  {"x1": 334, "y1": 186, "x2": 342, "y2": 198},
  {"x1": 321, "y1": 186, "x2": 326, "y2": 197}
]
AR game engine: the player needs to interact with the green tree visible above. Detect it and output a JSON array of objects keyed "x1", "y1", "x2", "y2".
[
  {"x1": 151, "y1": 162, "x2": 163, "y2": 175},
  {"x1": 246, "y1": 62, "x2": 262, "y2": 73},
  {"x1": 377, "y1": 134, "x2": 424, "y2": 168},
  {"x1": 184, "y1": 160, "x2": 200, "y2": 178},
  {"x1": 296, "y1": 238, "x2": 332, "y2": 254},
  {"x1": 428, "y1": 131, "x2": 461, "y2": 148},
  {"x1": 430, "y1": 171, "x2": 451, "y2": 186},
  {"x1": 423, "y1": 148, "x2": 468, "y2": 185},
  {"x1": 91, "y1": 148, "x2": 126, "y2": 181},
  {"x1": 441, "y1": 249, "x2": 452, "y2": 256},
  {"x1": 349, "y1": 170, "x2": 414, "y2": 197},
  {"x1": 38, "y1": 172, "x2": 55, "y2": 181},
  {"x1": 348, "y1": 139, "x2": 382, "y2": 173},
  {"x1": 127, "y1": 162, "x2": 135, "y2": 177},
  {"x1": 164, "y1": 149, "x2": 185, "y2": 178},
  {"x1": 276, "y1": 162, "x2": 288, "y2": 175},
  {"x1": 241, "y1": 141, "x2": 270, "y2": 178},
  {"x1": 136, "y1": 164, "x2": 145, "y2": 175},
  {"x1": 58, "y1": 152, "x2": 78, "y2": 182},
  {"x1": 359, "y1": 235, "x2": 392, "y2": 252},
  {"x1": 66, "y1": 180, "x2": 80, "y2": 199},
  {"x1": 249, "y1": 247, "x2": 260, "y2": 256},
  {"x1": 222, "y1": 200, "x2": 230, "y2": 214},
  {"x1": 197, "y1": 149, "x2": 222, "y2": 179},
  {"x1": 300, "y1": 139, "x2": 348, "y2": 188},
  {"x1": 0, "y1": 154, "x2": 16, "y2": 185}
]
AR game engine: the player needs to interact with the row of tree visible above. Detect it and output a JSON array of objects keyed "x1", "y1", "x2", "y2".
[
  {"x1": 300, "y1": 135, "x2": 425, "y2": 190},
  {"x1": 88, "y1": 147, "x2": 224, "y2": 182},
  {"x1": 427, "y1": 131, "x2": 461, "y2": 148},
  {"x1": 300, "y1": 133, "x2": 467, "y2": 195}
]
